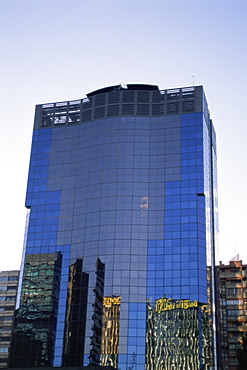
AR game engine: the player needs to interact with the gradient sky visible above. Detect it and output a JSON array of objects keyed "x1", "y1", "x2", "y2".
[{"x1": 1, "y1": 0, "x2": 247, "y2": 271}]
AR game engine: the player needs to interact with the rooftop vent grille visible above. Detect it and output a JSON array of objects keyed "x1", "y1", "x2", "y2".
[
  {"x1": 122, "y1": 91, "x2": 135, "y2": 103},
  {"x1": 94, "y1": 106, "x2": 105, "y2": 120},
  {"x1": 137, "y1": 104, "x2": 149, "y2": 116},
  {"x1": 122, "y1": 104, "x2": 134, "y2": 116},
  {"x1": 108, "y1": 105, "x2": 119, "y2": 117}
]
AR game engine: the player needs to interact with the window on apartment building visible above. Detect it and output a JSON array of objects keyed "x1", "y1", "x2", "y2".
[
  {"x1": 0, "y1": 277, "x2": 8, "y2": 282},
  {"x1": 228, "y1": 309, "x2": 244, "y2": 316},
  {"x1": 8, "y1": 276, "x2": 18, "y2": 281},
  {"x1": 229, "y1": 344, "x2": 240, "y2": 350},
  {"x1": 0, "y1": 348, "x2": 8, "y2": 353},
  {"x1": 0, "y1": 276, "x2": 18, "y2": 282},
  {"x1": 226, "y1": 288, "x2": 242, "y2": 295},
  {"x1": 0, "y1": 337, "x2": 11, "y2": 342},
  {"x1": 7, "y1": 287, "x2": 16, "y2": 292}
]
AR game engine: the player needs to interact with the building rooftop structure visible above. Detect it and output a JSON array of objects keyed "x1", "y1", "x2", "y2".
[{"x1": 35, "y1": 84, "x2": 209, "y2": 129}]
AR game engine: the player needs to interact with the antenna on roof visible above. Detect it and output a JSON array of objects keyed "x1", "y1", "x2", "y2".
[
  {"x1": 230, "y1": 253, "x2": 240, "y2": 262},
  {"x1": 192, "y1": 76, "x2": 195, "y2": 86}
]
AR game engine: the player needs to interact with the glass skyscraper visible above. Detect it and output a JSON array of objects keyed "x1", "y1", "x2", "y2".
[{"x1": 10, "y1": 84, "x2": 218, "y2": 369}]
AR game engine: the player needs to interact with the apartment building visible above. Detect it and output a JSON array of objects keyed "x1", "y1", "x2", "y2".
[
  {"x1": 0, "y1": 270, "x2": 19, "y2": 368},
  {"x1": 216, "y1": 260, "x2": 247, "y2": 369}
]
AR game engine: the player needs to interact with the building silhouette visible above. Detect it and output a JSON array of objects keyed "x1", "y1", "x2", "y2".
[
  {"x1": 9, "y1": 84, "x2": 218, "y2": 368},
  {"x1": 216, "y1": 260, "x2": 247, "y2": 369}
]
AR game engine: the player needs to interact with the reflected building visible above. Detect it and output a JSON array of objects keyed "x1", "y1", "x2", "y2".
[
  {"x1": 146, "y1": 298, "x2": 209, "y2": 369},
  {"x1": 62, "y1": 259, "x2": 89, "y2": 366},
  {"x1": 10, "y1": 84, "x2": 218, "y2": 369},
  {"x1": 100, "y1": 296, "x2": 121, "y2": 368},
  {"x1": 9, "y1": 253, "x2": 62, "y2": 367},
  {"x1": 89, "y1": 258, "x2": 105, "y2": 366}
]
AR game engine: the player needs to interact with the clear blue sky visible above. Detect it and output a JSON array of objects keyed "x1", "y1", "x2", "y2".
[{"x1": 1, "y1": 0, "x2": 247, "y2": 271}]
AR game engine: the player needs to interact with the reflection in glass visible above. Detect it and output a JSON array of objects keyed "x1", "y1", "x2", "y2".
[
  {"x1": 62, "y1": 259, "x2": 89, "y2": 366},
  {"x1": 9, "y1": 253, "x2": 62, "y2": 367},
  {"x1": 140, "y1": 196, "x2": 148, "y2": 218},
  {"x1": 89, "y1": 258, "x2": 105, "y2": 366},
  {"x1": 100, "y1": 296, "x2": 121, "y2": 368},
  {"x1": 146, "y1": 297, "x2": 209, "y2": 369}
]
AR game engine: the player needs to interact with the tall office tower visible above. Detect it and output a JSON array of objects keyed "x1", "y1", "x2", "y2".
[
  {"x1": 10, "y1": 84, "x2": 218, "y2": 369},
  {"x1": 0, "y1": 270, "x2": 19, "y2": 368},
  {"x1": 216, "y1": 259, "x2": 247, "y2": 369}
]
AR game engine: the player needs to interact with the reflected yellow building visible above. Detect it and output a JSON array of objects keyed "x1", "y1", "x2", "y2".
[
  {"x1": 146, "y1": 298, "x2": 209, "y2": 370},
  {"x1": 100, "y1": 296, "x2": 121, "y2": 368}
]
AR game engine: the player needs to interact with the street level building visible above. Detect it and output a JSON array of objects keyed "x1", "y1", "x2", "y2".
[
  {"x1": 216, "y1": 260, "x2": 247, "y2": 369},
  {"x1": 9, "y1": 84, "x2": 218, "y2": 369},
  {"x1": 0, "y1": 270, "x2": 19, "y2": 368}
]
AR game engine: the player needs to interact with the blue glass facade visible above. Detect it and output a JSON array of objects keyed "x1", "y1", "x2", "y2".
[{"x1": 10, "y1": 85, "x2": 218, "y2": 369}]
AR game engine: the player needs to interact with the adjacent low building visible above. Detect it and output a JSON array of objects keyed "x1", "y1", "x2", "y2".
[
  {"x1": 0, "y1": 270, "x2": 19, "y2": 368},
  {"x1": 216, "y1": 260, "x2": 247, "y2": 369}
]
